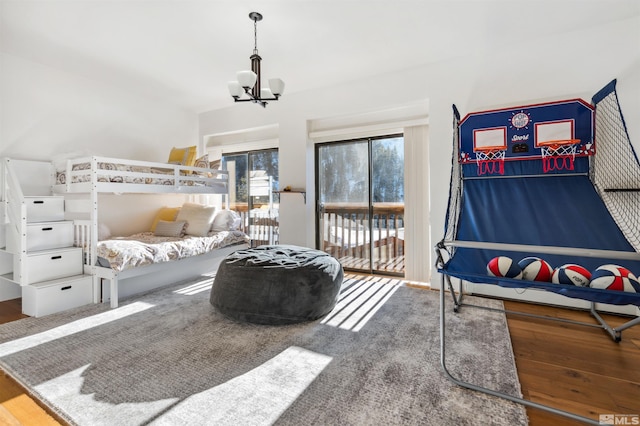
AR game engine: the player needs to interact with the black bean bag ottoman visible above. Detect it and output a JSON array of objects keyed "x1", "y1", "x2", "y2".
[{"x1": 210, "y1": 245, "x2": 343, "y2": 325}]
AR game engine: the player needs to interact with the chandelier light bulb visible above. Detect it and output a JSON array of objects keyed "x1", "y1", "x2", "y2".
[
  {"x1": 236, "y1": 70, "x2": 257, "y2": 89},
  {"x1": 269, "y1": 78, "x2": 285, "y2": 97},
  {"x1": 227, "y1": 81, "x2": 243, "y2": 98}
]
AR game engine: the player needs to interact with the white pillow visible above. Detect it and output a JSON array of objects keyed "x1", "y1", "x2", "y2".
[
  {"x1": 211, "y1": 209, "x2": 241, "y2": 232},
  {"x1": 176, "y1": 203, "x2": 216, "y2": 237},
  {"x1": 154, "y1": 220, "x2": 187, "y2": 237}
]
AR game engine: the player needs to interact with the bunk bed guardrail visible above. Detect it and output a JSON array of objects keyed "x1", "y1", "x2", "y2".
[{"x1": 53, "y1": 156, "x2": 229, "y2": 194}]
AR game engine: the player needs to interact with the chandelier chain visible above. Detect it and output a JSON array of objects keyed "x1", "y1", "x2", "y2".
[{"x1": 253, "y1": 19, "x2": 258, "y2": 55}]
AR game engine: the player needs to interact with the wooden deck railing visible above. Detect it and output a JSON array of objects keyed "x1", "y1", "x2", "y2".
[
  {"x1": 320, "y1": 202, "x2": 404, "y2": 275},
  {"x1": 228, "y1": 201, "x2": 405, "y2": 274},
  {"x1": 230, "y1": 203, "x2": 279, "y2": 247}
]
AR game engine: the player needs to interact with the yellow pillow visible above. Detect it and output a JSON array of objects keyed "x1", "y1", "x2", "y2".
[
  {"x1": 168, "y1": 146, "x2": 197, "y2": 167},
  {"x1": 150, "y1": 206, "x2": 181, "y2": 232}
]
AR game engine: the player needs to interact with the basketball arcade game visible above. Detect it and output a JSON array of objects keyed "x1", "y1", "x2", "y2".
[{"x1": 436, "y1": 81, "x2": 640, "y2": 424}]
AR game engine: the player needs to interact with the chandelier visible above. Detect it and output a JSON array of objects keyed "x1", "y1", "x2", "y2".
[{"x1": 227, "y1": 12, "x2": 285, "y2": 108}]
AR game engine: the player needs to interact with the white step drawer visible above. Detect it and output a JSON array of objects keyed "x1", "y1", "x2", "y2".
[
  {"x1": 26, "y1": 221, "x2": 74, "y2": 252},
  {"x1": 25, "y1": 196, "x2": 65, "y2": 223},
  {"x1": 22, "y1": 275, "x2": 93, "y2": 317},
  {"x1": 19, "y1": 247, "x2": 83, "y2": 284}
]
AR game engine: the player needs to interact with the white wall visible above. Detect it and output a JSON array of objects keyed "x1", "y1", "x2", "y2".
[
  {"x1": 199, "y1": 15, "x2": 640, "y2": 287},
  {"x1": 1, "y1": 53, "x2": 199, "y2": 162},
  {"x1": 0, "y1": 53, "x2": 201, "y2": 235}
]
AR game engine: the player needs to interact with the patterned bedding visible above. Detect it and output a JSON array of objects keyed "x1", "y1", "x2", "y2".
[
  {"x1": 96, "y1": 230, "x2": 249, "y2": 272},
  {"x1": 56, "y1": 161, "x2": 215, "y2": 186}
]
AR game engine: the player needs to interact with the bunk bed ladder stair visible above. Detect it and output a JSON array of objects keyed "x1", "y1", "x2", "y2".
[{"x1": 1, "y1": 158, "x2": 92, "y2": 317}]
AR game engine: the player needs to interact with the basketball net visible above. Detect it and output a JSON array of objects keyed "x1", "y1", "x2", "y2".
[
  {"x1": 475, "y1": 148, "x2": 506, "y2": 175},
  {"x1": 540, "y1": 139, "x2": 579, "y2": 173}
]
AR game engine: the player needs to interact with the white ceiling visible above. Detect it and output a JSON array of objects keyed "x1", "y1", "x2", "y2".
[{"x1": 2, "y1": 1, "x2": 639, "y2": 113}]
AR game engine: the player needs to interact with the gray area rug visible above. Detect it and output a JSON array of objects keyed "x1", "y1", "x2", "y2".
[{"x1": 0, "y1": 275, "x2": 528, "y2": 425}]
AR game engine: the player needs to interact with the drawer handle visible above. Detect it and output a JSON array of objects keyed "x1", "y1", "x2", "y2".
[
  {"x1": 42, "y1": 227, "x2": 53, "y2": 231},
  {"x1": 61, "y1": 286, "x2": 72, "y2": 291},
  {"x1": 51, "y1": 255, "x2": 63, "y2": 260},
  {"x1": 33, "y1": 200, "x2": 44, "y2": 204}
]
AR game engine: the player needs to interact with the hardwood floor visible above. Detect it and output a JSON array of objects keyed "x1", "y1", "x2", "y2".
[
  {"x1": 504, "y1": 300, "x2": 640, "y2": 425},
  {"x1": 0, "y1": 299, "x2": 64, "y2": 426},
  {"x1": 0, "y1": 296, "x2": 638, "y2": 425}
]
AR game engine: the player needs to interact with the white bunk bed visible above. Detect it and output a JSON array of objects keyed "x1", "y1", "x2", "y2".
[{"x1": 52, "y1": 156, "x2": 249, "y2": 308}]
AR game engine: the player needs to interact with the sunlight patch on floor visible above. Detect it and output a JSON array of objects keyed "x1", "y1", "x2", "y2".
[
  {"x1": 172, "y1": 278, "x2": 214, "y2": 296},
  {"x1": 321, "y1": 274, "x2": 403, "y2": 331},
  {"x1": 0, "y1": 302, "x2": 154, "y2": 357},
  {"x1": 150, "y1": 346, "x2": 332, "y2": 425},
  {"x1": 34, "y1": 364, "x2": 177, "y2": 425}
]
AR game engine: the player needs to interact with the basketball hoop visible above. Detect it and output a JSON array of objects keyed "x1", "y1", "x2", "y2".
[
  {"x1": 475, "y1": 147, "x2": 506, "y2": 175},
  {"x1": 539, "y1": 139, "x2": 580, "y2": 173}
]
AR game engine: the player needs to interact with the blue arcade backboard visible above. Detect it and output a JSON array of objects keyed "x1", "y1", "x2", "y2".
[{"x1": 459, "y1": 99, "x2": 594, "y2": 177}]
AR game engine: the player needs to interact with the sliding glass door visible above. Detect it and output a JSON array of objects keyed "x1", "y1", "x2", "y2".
[
  {"x1": 316, "y1": 135, "x2": 404, "y2": 275},
  {"x1": 318, "y1": 140, "x2": 371, "y2": 271}
]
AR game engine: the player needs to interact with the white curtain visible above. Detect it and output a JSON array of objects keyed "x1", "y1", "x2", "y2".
[{"x1": 403, "y1": 125, "x2": 430, "y2": 283}]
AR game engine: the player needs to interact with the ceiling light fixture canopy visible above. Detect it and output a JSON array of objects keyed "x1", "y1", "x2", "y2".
[{"x1": 228, "y1": 12, "x2": 284, "y2": 108}]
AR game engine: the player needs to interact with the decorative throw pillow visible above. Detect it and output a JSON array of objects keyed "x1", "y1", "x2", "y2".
[
  {"x1": 150, "y1": 206, "x2": 181, "y2": 232},
  {"x1": 211, "y1": 209, "x2": 242, "y2": 233},
  {"x1": 194, "y1": 154, "x2": 211, "y2": 177},
  {"x1": 194, "y1": 154, "x2": 209, "y2": 168},
  {"x1": 154, "y1": 220, "x2": 187, "y2": 237},
  {"x1": 168, "y1": 146, "x2": 197, "y2": 167},
  {"x1": 176, "y1": 203, "x2": 216, "y2": 237}
]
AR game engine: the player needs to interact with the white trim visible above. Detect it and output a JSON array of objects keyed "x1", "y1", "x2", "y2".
[
  {"x1": 309, "y1": 118, "x2": 428, "y2": 143},
  {"x1": 204, "y1": 124, "x2": 280, "y2": 153},
  {"x1": 308, "y1": 101, "x2": 429, "y2": 143},
  {"x1": 209, "y1": 139, "x2": 279, "y2": 156},
  {"x1": 205, "y1": 123, "x2": 280, "y2": 159}
]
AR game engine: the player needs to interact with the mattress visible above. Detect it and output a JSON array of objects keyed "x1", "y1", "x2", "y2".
[{"x1": 96, "y1": 230, "x2": 250, "y2": 272}]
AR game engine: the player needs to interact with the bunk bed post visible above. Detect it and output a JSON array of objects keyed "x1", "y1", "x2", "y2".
[
  {"x1": 92, "y1": 276, "x2": 100, "y2": 304},
  {"x1": 90, "y1": 156, "x2": 99, "y2": 303},
  {"x1": 110, "y1": 276, "x2": 118, "y2": 309},
  {"x1": 4, "y1": 159, "x2": 28, "y2": 284},
  {"x1": 1, "y1": 159, "x2": 5, "y2": 222}
]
